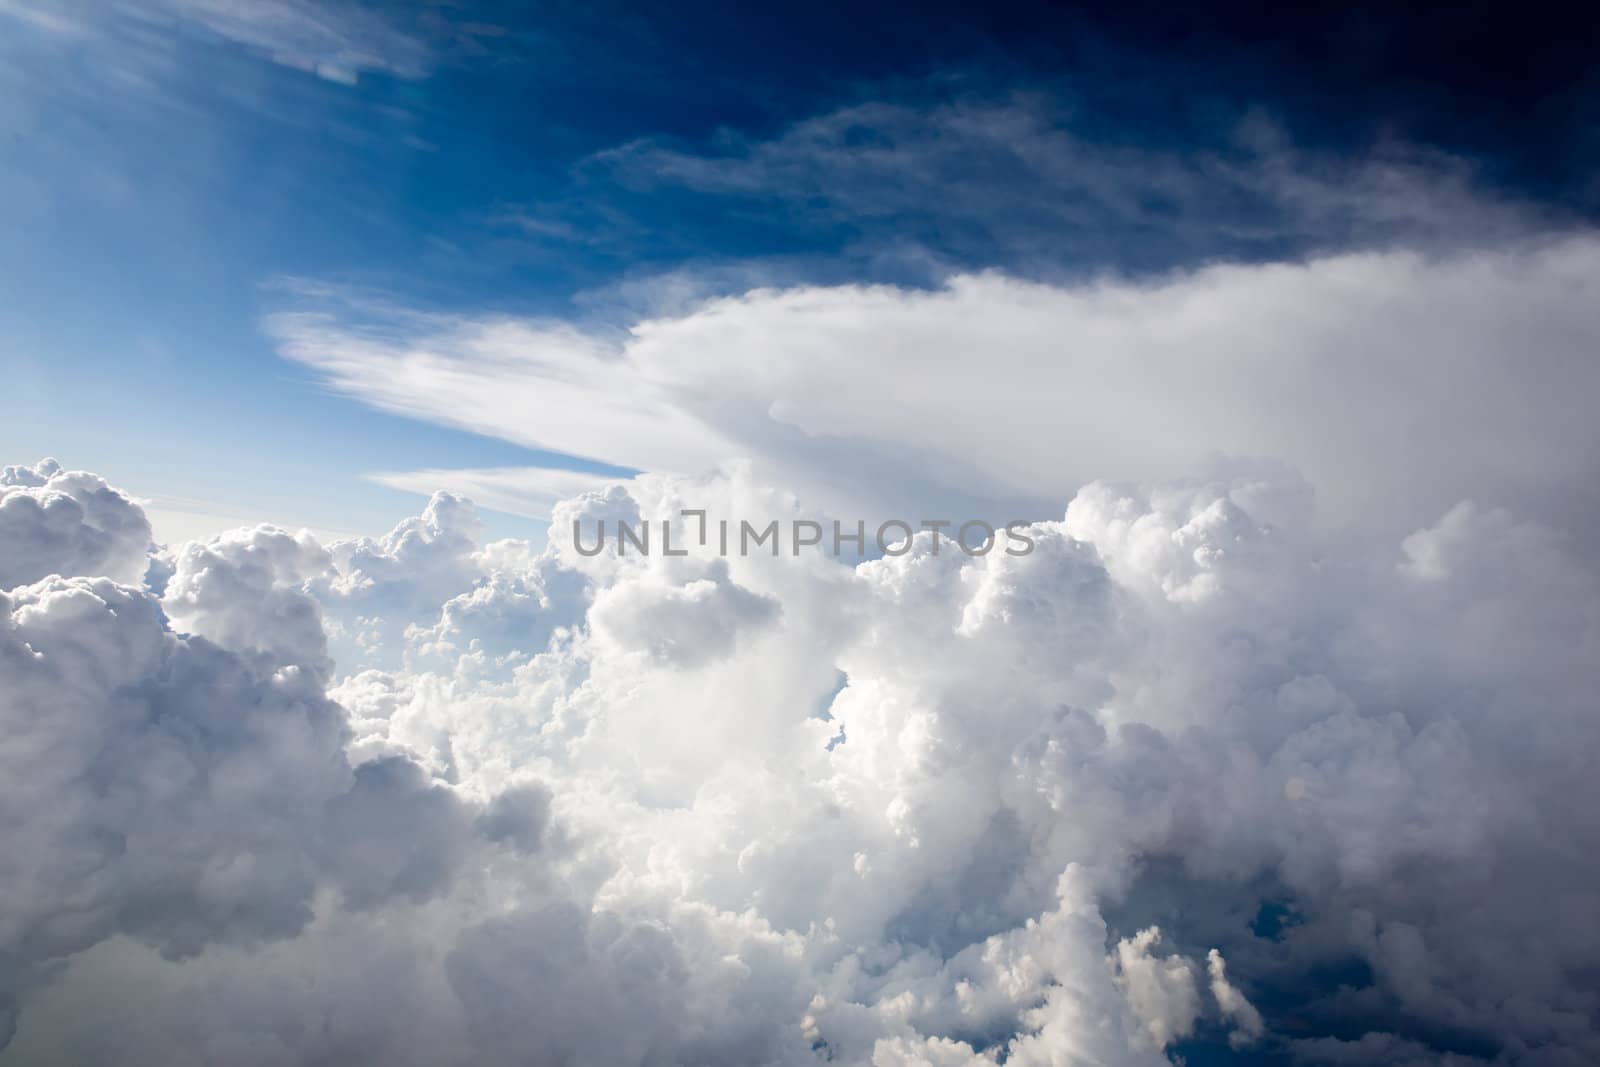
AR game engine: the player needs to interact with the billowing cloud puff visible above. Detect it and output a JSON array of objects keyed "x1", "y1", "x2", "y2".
[
  {"x1": 162, "y1": 525, "x2": 334, "y2": 677},
  {"x1": 0, "y1": 509, "x2": 552, "y2": 1059},
  {"x1": 588, "y1": 559, "x2": 780, "y2": 666},
  {"x1": 1109, "y1": 928, "x2": 1201, "y2": 1052},
  {"x1": 2, "y1": 458, "x2": 1599, "y2": 1066},
  {"x1": 0, "y1": 458, "x2": 153, "y2": 589},
  {"x1": 1207, "y1": 949, "x2": 1265, "y2": 1049},
  {"x1": 0, "y1": 574, "x2": 348, "y2": 1046},
  {"x1": 312, "y1": 491, "x2": 487, "y2": 672}
]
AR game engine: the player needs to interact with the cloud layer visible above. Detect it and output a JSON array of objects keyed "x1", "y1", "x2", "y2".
[
  {"x1": 269, "y1": 235, "x2": 1600, "y2": 545},
  {"x1": 2, "y1": 453, "x2": 1597, "y2": 1065}
]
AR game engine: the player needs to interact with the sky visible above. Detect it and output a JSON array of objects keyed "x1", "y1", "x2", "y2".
[
  {"x1": 4, "y1": 4, "x2": 1600, "y2": 1066},
  {"x1": 5, "y1": 0, "x2": 1599, "y2": 542}
]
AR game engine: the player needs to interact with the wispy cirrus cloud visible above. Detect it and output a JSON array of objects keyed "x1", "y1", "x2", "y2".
[
  {"x1": 0, "y1": 0, "x2": 86, "y2": 36},
  {"x1": 146, "y1": 0, "x2": 435, "y2": 82},
  {"x1": 495, "y1": 92, "x2": 1560, "y2": 281},
  {"x1": 0, "y1": 0, "x2": 497, "y2": 84}
]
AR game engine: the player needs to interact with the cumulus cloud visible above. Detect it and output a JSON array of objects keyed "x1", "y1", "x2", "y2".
[
  {"x1": 162, "y1": 525, "x2": 333, "y2": 677},
  {"x1": 311, "y1": 490, "x2": 488, "y2": 672},
  {"x1": 0, "y1": 490, "x2": 553, "y2": 1060},
  {"x1": 0, "y1": 458, "x2": 153, "y2": 589},
  {"x1": 1207, "y1": 949, "x2": 1264, "y2": 1049},
  {"x1": 2, "y1": 452, "x2": 1599, "y2": 1066},
  {"x1": 1108, "y1": 928, "x2": 1200, "y2": 1052},
  {"x1": 588, "y1": 559, "x2": 780, "y2": 667},
  {"x1": 0, "y1": 574, "x2": 346, "y2": 1035}
]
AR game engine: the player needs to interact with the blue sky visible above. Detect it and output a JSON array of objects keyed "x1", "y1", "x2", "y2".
[{"x1": 4, "y1": 0, "x2": 1598, "y2": 541}]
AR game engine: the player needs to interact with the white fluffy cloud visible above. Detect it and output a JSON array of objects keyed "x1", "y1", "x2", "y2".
[
  {"x1": 2, "y1": 444, "x2": 1598, "y2": 1065},
  {"x1": 0, "y1": 458, "x2": 153, "y2": 589},
  {"x1": 1208, "y1": 949, "x2": 1265, "y2": 1050},
  {"x1": 162, "y1": 525, "x2": 334, "y2": 676},
  {"x1": 1109, "y1": 928, "x2": 1201, "y2": 1052}
]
